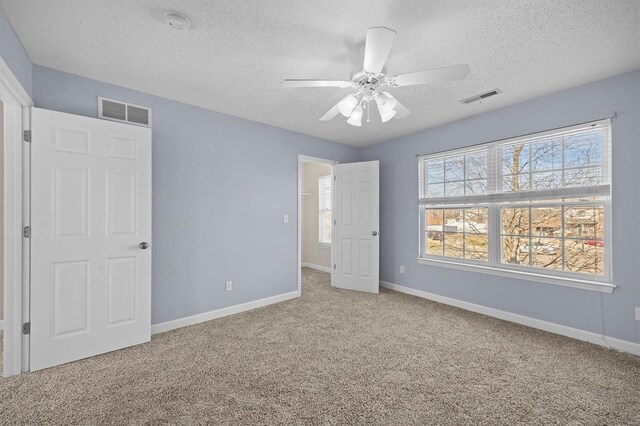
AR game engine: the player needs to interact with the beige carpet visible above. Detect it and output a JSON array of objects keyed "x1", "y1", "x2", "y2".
[{"x1": 1, "y1": 268, "x2": 639, "y2": 425}]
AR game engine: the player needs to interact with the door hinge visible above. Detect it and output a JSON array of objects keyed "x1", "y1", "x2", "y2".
[
  {"x1": 334, "y1": 175, "x2": 336, "y2": 181},
  {"x1": 333, "y1": 264, "x2": 336, "y2": 269},
  {"x1": 22, "y1": 322, "x2": 30, "y2": 335},
  {"x1": 23, "y1": 130, "x2": 31, "y2": 143},
  {"x1": 333, "y1": 219, "x2": 336, "y2": 225},
  {"x1": 23, "y1": 225, "x2": 31, "y2": 238}
]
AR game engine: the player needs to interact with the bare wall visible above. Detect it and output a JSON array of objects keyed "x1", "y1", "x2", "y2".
[{"x1": 32, "y1": 66, "x2": 359, "y2": 325}]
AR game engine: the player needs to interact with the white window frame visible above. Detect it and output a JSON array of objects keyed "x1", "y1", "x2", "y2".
[
  {"x1": 318, "y1": 174, "x2": 332, "y2": 249},
  {"x1": 417, "y1": 120, "x2": 614, "y2": 293}
]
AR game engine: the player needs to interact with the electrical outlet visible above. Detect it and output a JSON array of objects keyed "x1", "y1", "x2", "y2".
[
  {"x1": 225, "y1": 281, "x2": 233, "y2": 292},
  {"x1": 399, "y1": 265, "x2": 405, "y2": 274},
  {"x1": 283, "y1": 214, "x2": 289, "y2": 223},
  {"x1": 635, "y1": 307, "x2": 640, "y2": 321}
]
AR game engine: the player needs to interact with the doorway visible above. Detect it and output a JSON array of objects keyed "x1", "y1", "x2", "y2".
[
  {"x1": 297, "y1": 156, "x2": 336, "y2": 294},
  {"x1": 0, "y1": 61, "x2": 32, "y2": 377}
]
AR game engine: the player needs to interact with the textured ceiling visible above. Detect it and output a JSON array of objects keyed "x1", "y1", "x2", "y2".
[{"x1": 1, "y1": 0, "x2": 639, "y2": 147}]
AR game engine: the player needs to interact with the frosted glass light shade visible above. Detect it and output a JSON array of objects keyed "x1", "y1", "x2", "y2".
[
  {"x1": 347, "y1": 106, "x2": 363, "y2": 126},
  {"x1": 381, "y1": 109, "x2": 397, "y2": 123},
  {"x1": 338, "y1": 95, "x2": 358, "y2": 117},
  {"x1": 376, "y1": 93, "x2": 396, "y2": 115}
]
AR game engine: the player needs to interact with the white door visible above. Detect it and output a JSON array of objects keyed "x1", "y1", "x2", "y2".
[
  {"x1": 30, "y1": 108, "x2": 152, "y2": 371},
  {"x1": 334, "y1": 161, "x2": 379, "y2": 293}
]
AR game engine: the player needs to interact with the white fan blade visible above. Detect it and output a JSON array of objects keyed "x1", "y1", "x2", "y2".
[
  {"x1": 384, "y1": 92, "x2": 410, "y2": 119},
  {"x1": 319, "y1": 94, "x2": 357, "y2": 121},
  {"x1": 319, "y1": 103, "x2": 341, "y2": 121},
  {"x1": 391, "y1": 64, "x2": 471, "y2": 87},
  {"x1": 282, "y1": 79, "x2": 354, "y2": 88},
  {"x1": 363, "y1": 27, "x2": 396, "y2": 74}
]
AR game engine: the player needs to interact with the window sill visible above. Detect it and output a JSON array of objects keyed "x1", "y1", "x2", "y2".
[
  {"x1": 416, "y1": 257, "x2": 615, "y2": 294},
  {"x1": 319, "y1": 242, "x2": 331, "y2": 250}
]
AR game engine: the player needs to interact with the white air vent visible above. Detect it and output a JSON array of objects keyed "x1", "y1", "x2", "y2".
[
  {"x1": 98, "y1": 97, "x2": 152, "y2": 127},
  {"x1": 460, "y1": 89, "x2": 501, "y2": 104}
]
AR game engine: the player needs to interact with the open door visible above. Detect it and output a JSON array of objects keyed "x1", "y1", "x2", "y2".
[
  {"x1": 29, "y1": 108, "x2": 152, "y2": 371},
  {"x1": 334, "y1": 161, "x2": 379, "y2": 293}
]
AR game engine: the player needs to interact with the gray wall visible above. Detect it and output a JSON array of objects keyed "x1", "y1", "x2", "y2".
[
  {"x1": 32, "y1": 65, "x2": 359, "y2": 325},
  {"x1": 0, "y1": 8, "x2": 31, "y2": 97},
  {"x1": 359, "y1": 70, "x2": 640, "y2": 344}
]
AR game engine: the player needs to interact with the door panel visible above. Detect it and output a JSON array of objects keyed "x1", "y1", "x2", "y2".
[
  {"x1": 30, "y1": 108, "x2": 152, "y2": 371},
  {"x1": 106, "y1": 256, "x2": 137, "y2": 325},
  {"x1": 334, "y1": 161, "x2": 379, "y2": 293},
  {"x1": 107, "y1": 170, "x2": 137, "y2": 235},
  {"x1": 53, "y1": 260, "x2": 89, "y2": 336},
  {"x1": 53, "y1": 166, "x2": 89, "y2": 237}
]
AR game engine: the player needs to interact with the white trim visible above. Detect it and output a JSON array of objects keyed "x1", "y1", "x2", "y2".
[
  {"x1": 381, "y1": 281, "x2": 639, "y2": 356},
  {"x1": 0, "y1": 56, "x2": 33, "y2": 377},
  {"x1": 301, "y1": 262, "x2": 332, "y2": 273},
  {"x1": 151, "y1": 290, "x2": 299, "y2": 335},
  {"x1": 416, "y1": 257, "x2": 615, "y2": 293},
  {"x1": 0, "y1": 59, "x2": 32, "y2": 107},
  {"x1": 298, "y1": 155, "x2": 338, "y2": 294}
]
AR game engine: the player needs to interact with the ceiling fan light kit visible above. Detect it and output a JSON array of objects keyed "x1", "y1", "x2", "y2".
[
  {"x1": 347, "y1": 105, "x2": 364, "y2": 127},
  {"x1": 283, "y1": 27, "x2": 471, "y2": 127},
  {"x1": 338, "y1": 94, "x2": 358, "y2": 117},
  {"x1": 380, "y1": 109, "x2": 397, "y2": 123}
]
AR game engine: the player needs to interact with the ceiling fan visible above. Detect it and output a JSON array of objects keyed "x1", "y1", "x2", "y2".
[{"x1": 282, "y1": 27, "x2": 471, "y2": 127}]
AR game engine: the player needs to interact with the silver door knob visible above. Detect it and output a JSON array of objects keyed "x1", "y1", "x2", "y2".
[
  {"x1": 372, "y1": 231, "x2": 378, "y2": 236},
  {"x1": 139, "y1": 242, "x2": 150, "y2": 249}
]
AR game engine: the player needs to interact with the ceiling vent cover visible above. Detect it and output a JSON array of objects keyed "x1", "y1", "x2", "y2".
[
  {"x1": 460, "y1": 89, "x2": 501, "y2": 104},
  {"x1": 98, "y1": 97, "x2": 152, "y2": 127}
]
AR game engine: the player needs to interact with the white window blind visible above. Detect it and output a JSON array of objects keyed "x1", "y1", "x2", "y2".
[
  {"x1": 319, "y1": 175, "x2": 332, "y2": 244},
  {"x1": 419, "y1": 120, "x2": 611, "y2": 206}
]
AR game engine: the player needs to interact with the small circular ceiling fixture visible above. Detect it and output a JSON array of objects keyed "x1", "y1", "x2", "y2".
[{"x1": 165, "y1": 12, "x2": 191, "y2": 33}]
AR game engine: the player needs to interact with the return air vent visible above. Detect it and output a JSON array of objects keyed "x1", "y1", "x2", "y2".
[
  {"x1": 98, "y1": 97, "x2": 152, "y2": 127},
  {"x1": 460, "y1": 89, "x2": 501, "y2": 104}
]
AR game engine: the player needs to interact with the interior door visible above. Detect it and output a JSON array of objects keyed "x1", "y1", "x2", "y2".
[
  {"x1": 334, "y1": 161, "x2": 379, "y2": 293},
  {"x1": 30, "y1": 107, "x2": 152, "y2": 371}
]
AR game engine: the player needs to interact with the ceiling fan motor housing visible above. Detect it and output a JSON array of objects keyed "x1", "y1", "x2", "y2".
[{"x1": 352, "y1": 71, "x2": 386, "y2": 90}]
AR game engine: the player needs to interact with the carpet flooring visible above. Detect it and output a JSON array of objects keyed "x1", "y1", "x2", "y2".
[{"x1": 1, "y1": 268, "x2": 639, "y2": 425}]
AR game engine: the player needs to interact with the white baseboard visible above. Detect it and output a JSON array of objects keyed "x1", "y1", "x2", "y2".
[
  {"x1": 151, "y1": 290, "x2": 300, "y2": 335},
  {"x1": 381, "y1": 281, "x2": 640, "y2": 357},
  {"x1": 0, "y1": 319, "x2": 4, "y2": 331},
  {"x1": 301, "y1": 262, "x2": 332, "y2": 273}
]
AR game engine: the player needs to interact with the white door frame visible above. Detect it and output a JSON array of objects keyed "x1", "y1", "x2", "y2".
[
  {"x1": 0, "y1": 57, "x2": 33, "y2": 377},
  {"x1": 297, "y1": 155, "x2": 338, "y2": 294}
]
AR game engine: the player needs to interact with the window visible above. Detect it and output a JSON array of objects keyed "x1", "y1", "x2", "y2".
[
  {"x1": 419, "y1": 120, "x2": 611, "y2": 286},
  {"x1": 319, "y1": 175, "x2": 332, "y2": 246}
]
